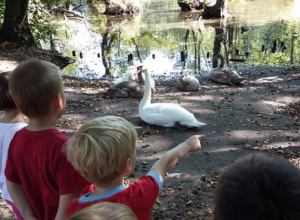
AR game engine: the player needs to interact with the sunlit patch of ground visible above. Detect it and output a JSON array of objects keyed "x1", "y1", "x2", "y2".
[
  {"x1": 0, "y1": 60, "x2": 18, "y2": 73},
  {"x1": 0, "y1": 196, "x2": 15, "y2": 220}
]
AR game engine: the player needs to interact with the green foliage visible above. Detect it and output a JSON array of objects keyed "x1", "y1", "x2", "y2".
[
  {"x1": 0, "y1": 0, "x2": 5, "y2": 26},
  {"x1": 1, "y1": 0, "x2": 79, "y2": 45},
  {"x1": 28, "y1": 0, "x2": 57, "y2": 45},
  {"x1": 233, "y1": 20, "x2": 300, "y2": 66},
  {"x1": 40, "y1": 0, "x2": 70, "y2": 4}
]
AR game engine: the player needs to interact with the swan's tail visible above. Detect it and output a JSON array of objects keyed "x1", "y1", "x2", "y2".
[
  {"x1": 193, "y1": 121, "x2": 206, "y2": 127},
  {"x1": 183, "y1": 120, "x2": 206, "y2": 128}
]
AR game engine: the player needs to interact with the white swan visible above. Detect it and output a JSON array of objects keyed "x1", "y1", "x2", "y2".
[
  {"x1": 104, "y1": 66, "x2": 155, "y2": 98},
  {"x1": 139, "y1": 70, "x2": 206, "y2": 130},
  {"x1": 177, "y1": 74, "x2": 200, "y2": 92},
  {"x1": 112, "y1": 66, "x2": 137, "y2": 85}
]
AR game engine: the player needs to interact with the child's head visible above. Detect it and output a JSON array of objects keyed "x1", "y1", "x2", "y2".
[
  {"x1": 67, "y1": 202, "x2": 137, "y2": 220},
  {"x1": 0, "y1": 71, "x2": 17, "y2": 111},
  {"x1": 66, "y1": 116, "x2": 137, "y2": 187},
  {"x1": 214, "y1": 153, "x2": 300, "y2": 220},
  {"x1": 9, "y1": 59, "x2": 65, "y2": 118}
]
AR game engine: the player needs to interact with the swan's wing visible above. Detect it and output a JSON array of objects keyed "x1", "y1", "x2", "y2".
[{"x1": 139, "y1": 103, "x2": 197, "y2": 127}]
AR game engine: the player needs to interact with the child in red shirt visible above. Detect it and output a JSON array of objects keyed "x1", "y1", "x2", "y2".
[
  {"x1": 5, "y1": 59, "x2": 89, "y2": 220},
  {"x1": 65, "y1": 116, "x2": 205, "y2": 219}
]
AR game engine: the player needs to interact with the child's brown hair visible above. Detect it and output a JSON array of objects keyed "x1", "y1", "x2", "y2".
[
  {"x1": 9, "y1": 59, "x2": 63, "y2": 117},
  {"x1": 214, "y1": 153, "x2": 300, "y2": 220},
  {"x1": 0, "y1": 71, "x2": 17, "y2": 111}
]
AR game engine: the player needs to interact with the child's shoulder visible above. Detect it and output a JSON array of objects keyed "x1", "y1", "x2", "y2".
[
  {"x1": 14, "y1": 128, "x2": 68, "y2": 149},
  {"x1": 0, "y1": 121, "x2": 27, "y2": 128},
  {"x1": 129, "y1": 172, "x2": 162, "y2": 192},
  {"x1": 0, "y1": 122, "x2": 27, "y2": 136},
  {"x1": 48, "y1": 128, "x2": 68, "y2": 141},
  {"x1": 27, "y1": 128, "x2": 67, "y2": 140}
]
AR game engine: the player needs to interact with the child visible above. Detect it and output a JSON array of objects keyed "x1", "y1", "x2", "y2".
[
  {"x1": 5, "y1": 59, "x2": 89, "y2": 220},
  {"x1": 0, "y1": 71, "x2": 27, "y2": 220},
  {"x1": 67, "y1": 202, "x2": 137, "y2": 220},
  {"x1": 214, "y1": 153, "x2": 300, "y2": 220},
  {"x1": 66, "y1": 115, "x2": 205, "y2": 219}
]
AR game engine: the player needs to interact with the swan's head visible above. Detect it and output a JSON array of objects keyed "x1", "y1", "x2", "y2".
[
  {"x1": 231, "y1": 77, "x2": 245, "y2": 84},
  {"x1": 126, "y1": 66, "x2": 138, "y2": 81},
  {"x1": 229, "y1": 70, "x2": 245, "y2": 84}
]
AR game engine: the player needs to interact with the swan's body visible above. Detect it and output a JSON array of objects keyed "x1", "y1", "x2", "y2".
[
  {"x1": 177, "y1": 74, "x2": 200, "y2": 92},
  {"x1": 105, "y1": 66, "x2": 155, "y2": 98},
  {"x1": 112, "y1": 66, "x2": 137, "y2": 85},
  {"x1": 104, "y1": 81, "x2": 146, "y2": 98},
  {"x1": 210, "y1": 68, "x2": 245, "y2": 86},
  {"x1": 139, "y1": 70, "x2": 206, "y2": 129}
]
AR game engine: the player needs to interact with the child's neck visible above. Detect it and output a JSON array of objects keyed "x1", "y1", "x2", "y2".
[
  {"x1": 26, "y1": 116, "x2": 57, "y2": 131},
  {"x1": 26, "y1": 100, "x2": 64, "y2": 131},
  {"x1": 92, "y1": 177, "x2": 124, "y2": 196},
  {"x1": 0, "y1": 109, "x2": 25, "y2": 123}
]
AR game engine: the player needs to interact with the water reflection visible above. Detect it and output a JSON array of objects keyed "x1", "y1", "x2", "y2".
[
  {"x1": 54, "y1": 0, "x2": 300, "y2": 79},
  {"x1": 228, "y1": 0, "x2": 300, "y2": 25}
]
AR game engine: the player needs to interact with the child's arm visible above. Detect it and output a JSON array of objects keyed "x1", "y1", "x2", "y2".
[
  {"x1": 149, "y1": 135, "x2": 205, "y2": 181},
  {"x1": 6, "y1": 180, "x2": 38, "y2": 220},
  {"x1": 55, "y1": 193, "x2": 80, "y2": 220}
]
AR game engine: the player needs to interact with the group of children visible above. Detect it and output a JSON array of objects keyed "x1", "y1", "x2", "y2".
[{"x1": 1, "y1": 59, "x2": 300, "y2": 220}]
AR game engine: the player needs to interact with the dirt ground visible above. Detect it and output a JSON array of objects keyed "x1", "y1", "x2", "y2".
[{"x1": 1, "y1": 49, "x2": 300, "y2": 219}]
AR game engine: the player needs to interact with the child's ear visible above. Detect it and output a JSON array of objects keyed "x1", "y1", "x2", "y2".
[
  {"x1": 125, "y1": 157, "x2": 131, "y2": 171},
  {"x1": 53, "y1": 94, "x2": 64, "y2": 110},
  {"x1": 124, "y1": 157, "x2": 133, "y2": 175}
]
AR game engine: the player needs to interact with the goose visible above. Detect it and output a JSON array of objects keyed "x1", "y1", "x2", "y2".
[
  {"x1": 209, "y1": 68, "x2": 245, "y2": 86},
  {"x1": 104, "y1": 66, "x2": 155, "y2": 98},
  {"x1": 177, "y1": 74, "x2": 200, "y2": 92},
  {"x1": 139, "y1": 70, "x2": 206, "y2": 130}
]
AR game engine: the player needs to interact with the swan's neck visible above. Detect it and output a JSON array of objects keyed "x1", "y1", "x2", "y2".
[
  {"x1": 140, "y1": 71, "x2": 152, "y2": 107},
  {"x1": 137, "y1": 72, "x2": 145, "y2": 84}
]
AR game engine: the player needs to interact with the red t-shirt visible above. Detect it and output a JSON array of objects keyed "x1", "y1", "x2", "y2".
[
  {"x1": 67, "y1": 174, "x2": 161, "y2": 220},
  {"x1": 5, "y1": 128, "x2": 89, "y2": 220}
]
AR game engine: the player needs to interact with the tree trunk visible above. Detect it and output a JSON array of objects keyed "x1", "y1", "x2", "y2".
[
  {"x1": 202, "y1": 0, "x2": 227, "y2": 19},
  {"x1": 0, "y1": 0, "x2": 35, "y2": 45},
  {"x1": 132, "y1": 38, "x2": 143, "y2": 63},
  {"x1": 101, "y1": 32, "x2": 117, "y2": 76},
  {"x1": 101, "y1": 32, "x2": 111, "y2": 76},
  {"x1": 212, "y1": 28, "x2": 224, "y2": 68}
]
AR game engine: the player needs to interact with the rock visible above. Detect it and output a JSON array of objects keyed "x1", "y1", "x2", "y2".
[
  {"x1": 178, "y1": 0, "x2": 219, "y2": 13},
  {"x1": 178, "y1": 0, "x2": 205, "y2": 11},
  {"x1": 104, "y1": 0, "x2": 142, "y2": 15}
]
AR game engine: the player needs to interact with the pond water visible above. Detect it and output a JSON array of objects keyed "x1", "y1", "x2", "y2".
[{"x1": 52, "y1": 0, "x2": 300, "y2": 79}]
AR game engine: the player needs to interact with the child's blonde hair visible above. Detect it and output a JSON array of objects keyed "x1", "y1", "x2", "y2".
[
  {"x1": 9, "y1": 59, "x2": 63, "y2": 117},
  {"x1": 67, "y1": 202, "x2": 137, "y2": 220},
  {"x1": 66, "y1": 116, "x2": 137, "y2": 186}
]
